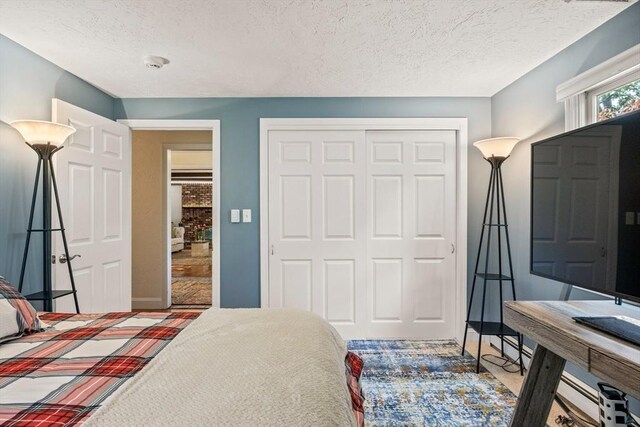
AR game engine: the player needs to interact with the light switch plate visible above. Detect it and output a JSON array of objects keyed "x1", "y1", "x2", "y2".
[
  {"x1": 230, "y1": 209, "x2": 240, "y2": 223},
  {"x1": 625, "y1": 212, "x2": 635, "y2": 225},
  {"x1": 242, "y1": 209, "x2": 252, "y2": 223}
]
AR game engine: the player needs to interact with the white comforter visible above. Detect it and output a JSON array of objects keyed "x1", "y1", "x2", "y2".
[{"x1": 85, "y1": 308, "x2": 356, "y2": 427}]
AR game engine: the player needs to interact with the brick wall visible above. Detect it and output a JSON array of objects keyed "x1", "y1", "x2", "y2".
[{"x1": 180, "y1": 183, "x2": 212, "y2": 244}]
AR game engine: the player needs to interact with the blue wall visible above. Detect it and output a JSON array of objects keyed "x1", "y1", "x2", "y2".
[
  {"x1": 0, "y1": 34, "x2": 115, "y2": 298},
  {"x1": 115, "y1": 98, "x2": 492, "y2": 307},
  {"x1": 0, "y1": 32, "x2": 492, "y2": 310},
  {"x1": 491, "y1": 1, "x2": 640, "y2": 413}
]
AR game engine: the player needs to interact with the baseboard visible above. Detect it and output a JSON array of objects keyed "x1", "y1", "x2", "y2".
[
  {"x1": 131, "y1": 297, "x2": 165, "y2": 310},
  {"x1": 488, "y1": 335, "x2": 600, "y2": 421}
]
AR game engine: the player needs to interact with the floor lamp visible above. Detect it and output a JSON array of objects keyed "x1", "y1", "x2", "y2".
[
  {"x1": 10, "y1": 120, "x2": 80, "y2": 313},
  {"x1": 461, "y1": 137, "x2": 524, "y2": 374}
]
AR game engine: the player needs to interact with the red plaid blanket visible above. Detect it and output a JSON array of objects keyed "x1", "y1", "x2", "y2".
[
  {"x1": 345, "y1": 351, "x2": 365, "y2": 427},
  {"x1": 0, "y1": 311, "x2": 199, "y2": 427}
]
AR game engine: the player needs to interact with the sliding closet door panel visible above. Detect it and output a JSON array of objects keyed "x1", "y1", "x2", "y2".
[
  {"x1": 268, "y1": 130, "x2": 366, "y2": 338},
  {"x1": 366, "y1": 131, "x2": 456, "y2": 338}
]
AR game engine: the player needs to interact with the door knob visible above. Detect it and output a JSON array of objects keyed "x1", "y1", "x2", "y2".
[{"x1": 60, "y1": 254, "x2": 81, "y2": 264}]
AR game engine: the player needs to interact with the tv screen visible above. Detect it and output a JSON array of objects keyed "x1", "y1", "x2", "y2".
[{"x1": 530, "y1": 110, "x2": 640, "y2": 303}]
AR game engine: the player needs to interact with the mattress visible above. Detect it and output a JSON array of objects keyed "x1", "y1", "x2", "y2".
[{"x1": 0, "y1": 309, "x2": 363, "y2": 426}]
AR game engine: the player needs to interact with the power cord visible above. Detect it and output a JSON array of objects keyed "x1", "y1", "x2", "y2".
[
  {"x1": 555, "y1": 415, "x2": 579, "y2": 427},
  {"x1": 553, "y1": 400, "x2": 639, "y2": 427},
  {"x1": 553, "y1": 395, "x2": 596, "y2": 427}
]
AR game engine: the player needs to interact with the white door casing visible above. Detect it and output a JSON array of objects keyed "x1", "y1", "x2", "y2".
[
  {"x1": 117, "y1": 119, "x2": 221, "y2": 310},
  {"x1": 366, "y1": 131, "x2": 457, "y2": 338},
  {"x1": 268, "y1": 130, "x2": 367, "y2": 337},
  {"x1": 263, "y1": 119, "x2": 465, "y2": 340},
  {"x1": 52, "y1": 99, "x2": 132, "y2": 313}
]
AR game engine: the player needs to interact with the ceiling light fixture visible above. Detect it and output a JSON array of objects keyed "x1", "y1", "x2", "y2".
[{"x1": 143, "y1": 55, "x2": 170, "y2": 69}]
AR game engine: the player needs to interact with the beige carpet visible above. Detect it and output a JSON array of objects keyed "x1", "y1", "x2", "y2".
[{"x1": 171, "y1": 250, "x2": 212, "y2": 306}]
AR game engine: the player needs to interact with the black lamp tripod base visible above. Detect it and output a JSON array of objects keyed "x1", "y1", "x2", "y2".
[
  {"x1": 18, "y1": 143, "x2": 80, "y2": 314},
  {"x1": 461, "y1": 156, "x2": 523, "y2": 374}
]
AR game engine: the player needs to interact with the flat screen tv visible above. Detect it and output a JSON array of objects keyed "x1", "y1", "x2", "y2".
[{"x1": 530, "y1": 110, "x2": 640, "y2": 303}]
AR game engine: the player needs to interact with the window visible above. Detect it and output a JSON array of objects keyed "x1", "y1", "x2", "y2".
[
  {"x1": 588, "y1": 71, "x2": 640, "y2": 123},
  {"x1": 557, "y1": 44, "x2": 640, "y2": 130}
]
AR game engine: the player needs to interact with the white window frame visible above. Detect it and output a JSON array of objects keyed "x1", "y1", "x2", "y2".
[
  {"x1": 556, "y1": 44, "x2": 640, "y2": 131},
  {"x1": 587, "y1": 69, "x2": 640, "y2": 124}
]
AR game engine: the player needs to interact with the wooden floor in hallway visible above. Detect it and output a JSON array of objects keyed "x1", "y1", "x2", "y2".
[{"x1": 171, "y1": 249, "x2": 212, "y2": 307}]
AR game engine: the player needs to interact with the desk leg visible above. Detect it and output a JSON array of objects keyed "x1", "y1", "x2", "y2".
[{"x1": 509, "y1": 344, "x2": 566, "y2": 427}]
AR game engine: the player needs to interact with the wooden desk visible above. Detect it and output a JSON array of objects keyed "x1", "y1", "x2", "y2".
[{"x1": 504, "y1": 301, "x2": 640, "y2": 427}]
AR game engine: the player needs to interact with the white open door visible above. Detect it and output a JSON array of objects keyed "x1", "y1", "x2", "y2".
[{"x1": 52, "y1": 99, "x2": 131, "y2": 313}]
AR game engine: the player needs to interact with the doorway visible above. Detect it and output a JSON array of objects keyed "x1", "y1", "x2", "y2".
[
  {"x1": 170, "y1": 150, "x2": 213, "y2": 308},
  {"x1": 123, "y1": 122, "x2": 220, "y2": 310}
]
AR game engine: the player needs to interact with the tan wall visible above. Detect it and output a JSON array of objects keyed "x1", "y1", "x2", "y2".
[{"x1": 131, "y1": 130, "x2": 212, "y2": 309}]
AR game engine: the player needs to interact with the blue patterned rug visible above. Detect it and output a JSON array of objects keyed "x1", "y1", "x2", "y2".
[{"x1": 347, "y1": 340, "x2": 516, "y2": 426}]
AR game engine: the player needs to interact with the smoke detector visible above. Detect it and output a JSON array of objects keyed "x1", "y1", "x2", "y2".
[{"x1": 143, "y1": 55, "x2": 170, "y2": 69}]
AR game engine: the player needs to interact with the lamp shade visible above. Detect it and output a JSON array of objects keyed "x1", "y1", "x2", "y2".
[
  {"x1": 10, "y1": 120, "x2": 76, "y2": 146},
  {"x1": 473, "y1": 137, "x2": 520, "y2": 159}
]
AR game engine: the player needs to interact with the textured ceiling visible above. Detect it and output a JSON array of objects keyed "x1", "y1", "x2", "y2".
[{"x1": 0, "y1": 0, "x2": 635, "y2": 97}]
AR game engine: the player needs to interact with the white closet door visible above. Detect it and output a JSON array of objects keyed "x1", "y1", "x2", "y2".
[
  {"x1": 366, "y1": 131, "x2": 457, "y2": 338},
  {"x1": 268, "y1": 130, "x2": 367, "y2": 338}
]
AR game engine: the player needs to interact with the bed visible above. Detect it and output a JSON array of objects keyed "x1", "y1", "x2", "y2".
[{"x1": 0, "y1": 308, "x2": 364, "y2": 426}]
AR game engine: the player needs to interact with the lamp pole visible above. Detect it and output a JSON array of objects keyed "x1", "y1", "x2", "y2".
[
  {"x1": 22, "y1": 142, "x2": 62, "y2": 312},
  {"x1": 42, "y1": 145, "x2": 52, "y2": 312}
]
